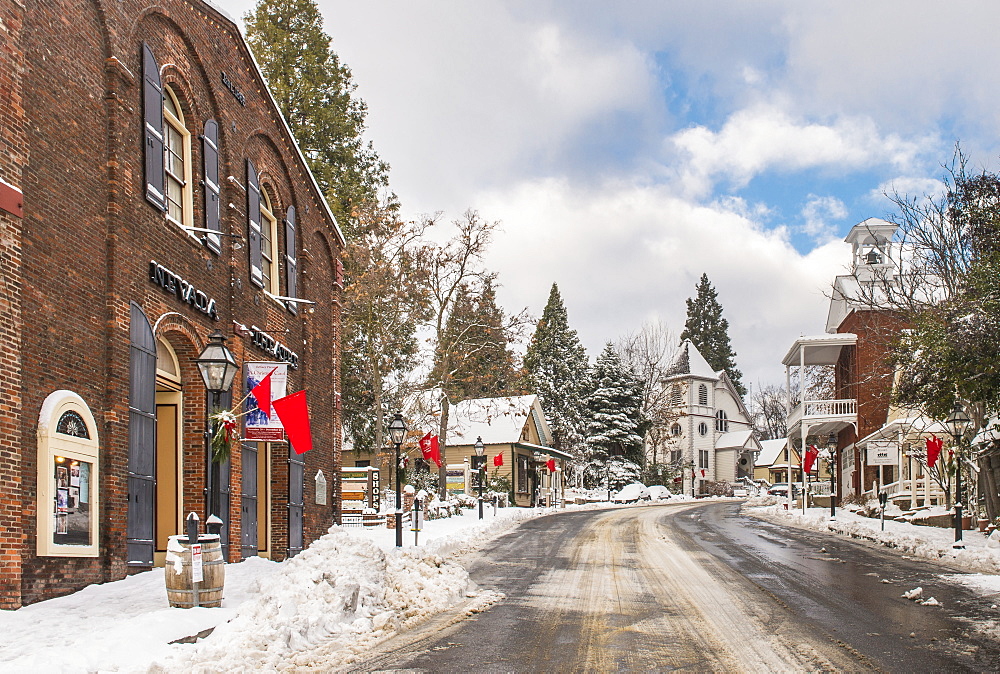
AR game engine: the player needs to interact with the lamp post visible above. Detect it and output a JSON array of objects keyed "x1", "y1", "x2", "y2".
[
  {"x1": 945, "y1": 401, "x2": 971, "y2": 548},
  {"x1": 475, "y1": 436, "x2": 485, "y2": 520},
  {"x1": 819, "y1": 432, "x2": 838, "y2": 520},
  {"x1": 388, "y1": 413, "x2": 407, "y2": 547},
  {"x1": 194, "y1": 330, "x2": 239, "y2": 528}
]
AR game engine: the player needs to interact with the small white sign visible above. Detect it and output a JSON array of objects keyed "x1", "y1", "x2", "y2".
[
  {"x1": 315, "y1": 470, "x2": 327, "y2": 505},
  {"x1": 867, "y1": 440, "x2": 897, "y2": 466},
  {"x1": 190, "y1": 543, "x2": 204, "y2": 583}
]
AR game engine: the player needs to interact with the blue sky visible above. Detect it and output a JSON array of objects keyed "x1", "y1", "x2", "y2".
[{"x1": 217, "y1": 0, "x2": 1000, "y2": 387}]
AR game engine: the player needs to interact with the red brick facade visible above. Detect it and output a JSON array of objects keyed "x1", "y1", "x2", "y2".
[
  {"x1": 836, "y1": 310, "x2": 908, "y2": 493},
  {"x1": 0, "y1": 0, "x2": 344, "y2": 608}
]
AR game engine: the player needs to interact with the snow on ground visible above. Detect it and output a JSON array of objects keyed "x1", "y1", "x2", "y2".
[
  {"x1": 7, "y1": 496, "x2": 995, "y2": 672},
  {"x1": 0, "y1": 505, "x2": 560, "y2": 673},
  {"x1": 743, "y1": 498, "x2": 1000, "y2": 575}
]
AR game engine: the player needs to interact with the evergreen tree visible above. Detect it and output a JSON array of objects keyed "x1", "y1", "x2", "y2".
[
  {"x1": 245, "y1": 0, "x2": 391, "y2": 234},
  {"x1": 429, "y1": 278, "x2": 519, "y2": 401},
  {"x1": 523, "y1": 284, "x2": 590, "y2": 453},
  {"x1": 680, "y1": 273, "x2": 746, "y2": 396},
  {"x1": 583, "y1": 343, "x2": 645, "y2": 467}
]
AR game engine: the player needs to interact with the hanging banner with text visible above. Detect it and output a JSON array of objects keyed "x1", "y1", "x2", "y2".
[{"x1": 244, "y1": 362, "x2": 288, "y2": 441}]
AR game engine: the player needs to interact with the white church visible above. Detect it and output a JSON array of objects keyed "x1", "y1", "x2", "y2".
[{"x1": 660, "y1": 340, "x2": 760, "y2": 495}]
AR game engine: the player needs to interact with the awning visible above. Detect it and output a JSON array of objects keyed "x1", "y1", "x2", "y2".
[{"x1": 516, "y1": 442, "x2": 573, "y2": 460}]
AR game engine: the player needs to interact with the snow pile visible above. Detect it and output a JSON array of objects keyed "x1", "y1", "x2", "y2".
[
  {"x1": 0, "y1": 556, "x2": 278, "y2": 673},
  {"x1": 745, "y1": 503, "x2": 1000, "y2": 574},
  {"x1": 155, "y1": 530, "x2": 470, "y2": 671}
]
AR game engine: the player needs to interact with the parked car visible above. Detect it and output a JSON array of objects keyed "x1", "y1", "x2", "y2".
[
  {"x1": 646, "y1": 485, "x2": 672, "y2": 501},
  {"x1": 612, "y1": 483, "x2": 650, "y2": 503},
  {"x1": 767, "y1": 483, "x2": 801, "y2": 497}
]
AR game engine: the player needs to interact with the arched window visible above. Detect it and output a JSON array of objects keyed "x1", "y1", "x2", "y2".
[
  {"x1": 260, "y1": 186, "x2": 279, "y2": 294},
  {"x1": 671, "y1": 423, "x2": 682, "y2": 437},
  {"x1": 715, "y1": 409, "x2": 728, "y2": 432},
  {"x1": 671, "y1": 384, "x2": 683, "y2": 407},
  {"x1": 698, "y1": 383, "x2": 708, "y2": 406},
  {"x1": 163, "y1": 86, "x2": 193, "y2": 230},
  {"x1": 37, "y1": 391, "x2": 100, "y2": 557}
]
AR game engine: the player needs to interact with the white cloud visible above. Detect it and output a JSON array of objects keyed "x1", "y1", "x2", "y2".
[
  {"x1": 800, "y1": 195, "x2": 847, "y2": 243},
  {"x1": 669, "y1": 104, "x2": 927, "y2": 199},
  {"x1": 473, "y1": 177, "x2": 849, "y2": 386}
]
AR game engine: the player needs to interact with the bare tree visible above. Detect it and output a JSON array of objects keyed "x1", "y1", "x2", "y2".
[
  {"x1": 616, "y1": 321, "x2": 683, "y2": 469},
  {"x1": 751, "y1": 384, "x2": 787, "y2": 441}
]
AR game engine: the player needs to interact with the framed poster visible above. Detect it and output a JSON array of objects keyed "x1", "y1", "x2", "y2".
[{"x1": 244, "y1": 362, "x2": 288, "y2": 441}]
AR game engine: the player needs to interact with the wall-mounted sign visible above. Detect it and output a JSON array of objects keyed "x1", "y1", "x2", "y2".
[
  {"x1": 248, "y1": 325, "x2": 299, "y2": 369},
  {"x1": 148, "y1": 260, "x2": 220, "y2": 320},
  {"x1": 220, "y1": 72, "x2": 246, "y2": 107},
  {"x1": 315, "y1": 470, "x2": 327, "y2": 506},
  {"x1": 866, "y1": 439, "x2": 897, "y2": 466},
  {"x1": 244, "y1": 361, "x2": 288, "y2": 441}
]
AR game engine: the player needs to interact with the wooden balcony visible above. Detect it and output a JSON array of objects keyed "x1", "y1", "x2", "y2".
[{"x1": 787, "y1": 398, "x2": 856, "y2": 431}]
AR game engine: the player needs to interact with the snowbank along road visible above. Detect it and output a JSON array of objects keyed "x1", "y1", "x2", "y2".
[{"x1": 349, "y1": 502, "x2": 1000, "y2": 672}]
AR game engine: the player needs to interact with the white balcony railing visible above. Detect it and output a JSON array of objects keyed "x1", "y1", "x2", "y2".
[{"x1": 787, "y1": 398, "x2": 856, "y2": 429}]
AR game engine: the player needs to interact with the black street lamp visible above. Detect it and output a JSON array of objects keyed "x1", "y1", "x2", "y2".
[
  {"x1": 388, "y1": 413, "x2": 408, "y2": 548},
  {"x1": 945, "y1": 401, "x2": 971, "y2": 548},
  {"x1": 194, "y1": 330, "x2": 239, "y2": 528},
  {"x1": 475, "y1": 436, "x2": 485, "y2": 520},
  {"x1": 819, "y1": 431, "x2": 838, "y2": 520}
]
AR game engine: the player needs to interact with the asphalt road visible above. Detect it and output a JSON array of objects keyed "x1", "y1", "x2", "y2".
[{"x1": 349, "y1": 502, "x2": 1000, "y2": 672}]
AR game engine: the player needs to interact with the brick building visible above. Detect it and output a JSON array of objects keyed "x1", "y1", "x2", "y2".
[{"x1": 0, "y1": 0, "x2": 345, "y2": 608}]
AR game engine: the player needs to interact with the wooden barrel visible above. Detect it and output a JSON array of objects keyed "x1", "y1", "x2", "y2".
[{"x1": 165, "y1": 534, "x2": 225, "y2": 608}]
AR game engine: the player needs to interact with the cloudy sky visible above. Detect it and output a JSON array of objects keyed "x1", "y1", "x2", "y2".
[{"x1": 219, "y1": 0, "x2": 1000, "y2": 389}]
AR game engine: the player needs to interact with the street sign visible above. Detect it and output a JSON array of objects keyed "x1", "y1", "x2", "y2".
[{"x1": 866, "y1": 440, "x2": 896, "y2": 465}]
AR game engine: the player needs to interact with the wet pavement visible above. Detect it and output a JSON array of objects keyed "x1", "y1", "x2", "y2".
[{"x1": 348, "y1": 502, "x2": 1000, "y2": 672}]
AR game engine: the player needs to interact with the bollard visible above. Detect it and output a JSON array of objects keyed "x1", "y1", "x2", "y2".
[{"x1": 186, "y1": 512, "x2": 200, "y2": 545}]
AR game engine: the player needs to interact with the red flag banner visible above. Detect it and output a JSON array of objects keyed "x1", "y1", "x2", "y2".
[
  {"x1": 700, "y1": 469, "x2": 706, "y2": 477},
  {"x1": 429, "y1": 435, "x2": 441, "y2": 468},
  {"x1": 493, "y1": 453, "x2": 503, "y2": 467},
  {"x1": 546, "y1": 458, "x2": 556, "y2": 472},
  {"x1": 927, "y1": 435, "x2": 943, "y2": 468},
  {"x1": 803, "y1": 445, "x2": 819, "y2": 474},
  {"x1": 271, "y1": 390, "x2": 312, "y2": 454},
  {"x1": 250, "y1": 366, "x2": 278, "y2": 419},
  {"x1": 419, "y1": 433, "x2": 434, "y2": 461}
]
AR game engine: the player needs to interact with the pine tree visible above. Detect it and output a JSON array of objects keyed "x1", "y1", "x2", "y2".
[
  {"x1": 523, "y1": 284, "x2": 590, "y2": 453},
  {"x1": 245, "y1": 0, "x2": 391, "y2": 234},
  {"x1": 583, "y1": 343, "x2": 645, "y2": 466},
  {"x1": 680, "y1": 273, "x2": 746, "y2": 396},
  {"x1": 429, "y1": 278, "x2": 519, "y2": 401}
]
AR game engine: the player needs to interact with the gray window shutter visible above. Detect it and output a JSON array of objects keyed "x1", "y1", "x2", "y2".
[
  {"x1": 202, "y1": 119, "x2": 221, "y2": 254},
  {"x1": 246, "y1": 159, "x2": 263, "y2": 288},
  {"x1": 240, "y1": 442, "x2": 259, "y2": 559},
  {"x1": 127, "y1": 302, "x2": 157, "y2": 567},
  {"x1": 142, "y1": 44, "x2": 166, "y2": 212},
  {"x1": 284, "y1": 205, "x2": 297, "y2": 314},
  {"x1": 288, "y1": 447, "x2": 304, "y2": 557}
]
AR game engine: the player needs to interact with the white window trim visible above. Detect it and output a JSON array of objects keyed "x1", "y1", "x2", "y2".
[
  {"x1": 37, "y1": 390, "x2": 100, "y2": 557},
  {"x1": 163, "y1": 86, "x2": 195, "y2": 239},
  {"x1": 259, "y1": 188, "x2": 280, "y2": 295}
]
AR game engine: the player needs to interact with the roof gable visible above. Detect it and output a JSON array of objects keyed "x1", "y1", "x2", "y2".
[{"x1": 449, "y1": 395, "x2": 553, "y2": 446}]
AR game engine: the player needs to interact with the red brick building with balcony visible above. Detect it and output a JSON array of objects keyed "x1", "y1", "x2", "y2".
[{"x1": 0, "y1": 0, "x2": 345, "y2": 609}]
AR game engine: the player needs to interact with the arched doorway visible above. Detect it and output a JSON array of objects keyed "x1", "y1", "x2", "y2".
[{"x1": 154, "y1": 338, "x2": 183, "y2": 564}]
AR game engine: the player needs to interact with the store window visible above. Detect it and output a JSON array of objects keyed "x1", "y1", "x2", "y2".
[
  {"x1": 163, "y1": 86, "x2": 193, "y2": 231},
  {"x1": 260, "y1": 186, "x2": 279, "y2": 295},
  {"x1": 37, "y1": 391, "x2": 100, "y2": 557}
]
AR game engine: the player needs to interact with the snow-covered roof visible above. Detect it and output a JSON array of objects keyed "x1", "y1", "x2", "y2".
[
  {"x1": 855, "y1": 415, "x2": 945, "y2": 448},
  {"x1": 666, "y1": 340, "x2": 718, "y2": 381},
  {"x1": 756, "y1": 438, "x2": 788, "y2": 467},
  {"x1": 448, "y1": 395, "x2": 553, "y2": 447},
  {"x1": 715, "y1": 430, "x2": 759, "y2": 451}
]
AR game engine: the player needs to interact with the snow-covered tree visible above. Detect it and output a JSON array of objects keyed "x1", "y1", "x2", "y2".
[
  {"x1": 680, "y1": 273, "x2": 746, "y2": 397},
  {"x1": 581, "y1": 344, "x2": 645, "y2": 487},
  {"x1": 524, "y1": 283, "x2": 590, "y2": 453}
]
